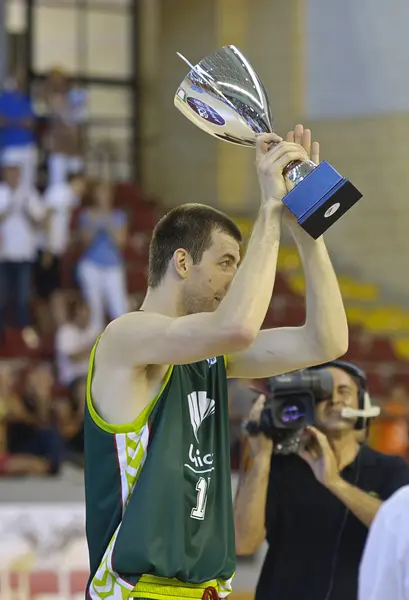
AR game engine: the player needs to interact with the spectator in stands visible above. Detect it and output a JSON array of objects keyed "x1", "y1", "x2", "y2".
[
  {"x1": 43, "y1": 67, "x2": 86, "y2": 185},
  {"x1": 57, "y1": 376, "x2": 85, "y2": 467},
  {"x1": 369, "y1": 382, "x2": 409, "y2": 459},
  {"x1": 0, "y1": 68, "x2": 37, "y2": 188},
  {"x1": 34, "y1": 172, "x2": 87, "y2": 328},
  {"x1": 0, "y1": 362, "x2": 62, "y2": 476},
  {"x1": 77, "y1": 182, "x2": 128, "y2": 332},
  {"x1": 0, "y1": 164, "x2": 45, "y2": 337},
  {"x1": 0, "y1": 363, "x2": 16, "y2": 455},
  {"x1": 55, "y1": 297, "x2": 98, "y2": 387}
]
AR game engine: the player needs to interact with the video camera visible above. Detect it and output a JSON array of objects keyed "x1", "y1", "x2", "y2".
[
  {"x1": 245, "y1": 369, "x2": 333, "y2": 454},
  {"x1": 244, "y1": 361, "x2": 379, "y2": 455}
]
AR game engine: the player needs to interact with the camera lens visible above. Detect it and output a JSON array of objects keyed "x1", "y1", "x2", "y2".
[{"x1": 279, "y1": 401, "x2": 306, "y2": 424}]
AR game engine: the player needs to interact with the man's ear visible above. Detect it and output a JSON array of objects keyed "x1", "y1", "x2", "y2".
[{"x1": 173, "y1": 248, "x2": 191, "y2": 280}]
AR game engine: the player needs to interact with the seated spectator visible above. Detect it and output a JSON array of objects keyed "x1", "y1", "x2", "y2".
[
  {"x1": 55, "y1": 297, "x2": 99, "y2": 387},
  {"x1": 0, "y1": 362, "x2": 62, "y2": 476},
  {"x1": 77, "y1": 182, "x2": 128, "y2": 332},
  {"x1": 34, "y1": 172, "x2": 87, "y2": 328},
  {"x1": 57, "y1": 376, "x2": 85, "y2": 467},
  {"x1": 0, "y1": 67, "x2": 37, "y2": 188},
  {"x1": 368, "y1": 382, "x2": 409, "y2": 459},
  {"x1": 0, "y1": 363, "x2": 17, "y2": 454},
  {"x1": 0, "y1": 164, "x2": 45, "y2": 337}
]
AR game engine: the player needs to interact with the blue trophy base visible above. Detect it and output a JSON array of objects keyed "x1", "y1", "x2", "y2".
[{"x1": 282, "y1": 161, "x2": 363, "y2": 239}]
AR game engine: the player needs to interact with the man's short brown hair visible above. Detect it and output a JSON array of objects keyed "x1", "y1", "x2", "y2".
[{"x1": 148, "y1": 203, "x2": 242, "y2": 288}]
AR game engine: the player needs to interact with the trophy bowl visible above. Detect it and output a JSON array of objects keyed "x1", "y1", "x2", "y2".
[{"x1": 174, "y1": 45, "x2": 362, "y2": 239}]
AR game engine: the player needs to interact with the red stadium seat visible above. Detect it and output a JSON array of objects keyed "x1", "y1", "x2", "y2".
[{"x1": 70, "y1": 570, "x2": 89, "y2": 595}]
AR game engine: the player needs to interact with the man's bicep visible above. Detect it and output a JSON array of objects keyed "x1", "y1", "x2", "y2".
[
  {"x1": 99, "y1": 311, "x2": 250, "y2": 367},
  {"x1": 226, "y1": 327, "x2": 326, "y2": 379}
]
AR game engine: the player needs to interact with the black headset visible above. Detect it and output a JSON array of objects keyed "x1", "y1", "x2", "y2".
[{"x1": 309, "y1": 359, "x2": 369, "y2": 431}]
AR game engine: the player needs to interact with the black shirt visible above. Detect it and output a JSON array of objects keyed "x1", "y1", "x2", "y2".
[{"x1": 256, "y1": 445, "x2": 409, "y2": 600}]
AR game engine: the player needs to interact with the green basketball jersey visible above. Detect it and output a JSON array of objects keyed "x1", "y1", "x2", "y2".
[{"x1": 84, "y1": 339, "x2": 236, "y2": 600}]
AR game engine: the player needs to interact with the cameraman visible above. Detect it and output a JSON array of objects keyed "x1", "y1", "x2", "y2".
[{"x1": 234, "y1": 361, "x2": 409, "y2": 600}]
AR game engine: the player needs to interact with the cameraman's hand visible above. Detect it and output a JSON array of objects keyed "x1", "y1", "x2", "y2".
[
  {"x1": 298, "y1": 426, "x2": 340, "y2": 488},
  {"x1": 247, "y1": 395, "x2": 273, "y2": 458}
]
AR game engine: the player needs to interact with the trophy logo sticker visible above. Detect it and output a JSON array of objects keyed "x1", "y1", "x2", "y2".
[
  {"x1": 324, "y1": 203, "x2": 341, "y2": 218},
  {"x1": 186, "y1": 97, "x2": 225, "y2": 126}
]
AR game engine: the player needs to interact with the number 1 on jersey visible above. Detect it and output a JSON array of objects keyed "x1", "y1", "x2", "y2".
[{"x1": 191, "y1": 477, "x2": 210, "y2": 520}]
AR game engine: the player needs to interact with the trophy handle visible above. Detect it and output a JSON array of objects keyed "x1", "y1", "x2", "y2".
[{"x1": 284, "y1": 160, "x2": 316, "y2": 191}]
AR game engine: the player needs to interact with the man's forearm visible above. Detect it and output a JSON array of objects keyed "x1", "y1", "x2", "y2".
[
  {"x1": 327, "y1": 478, "x2": 382, "y2": 527},
  {"x1": 234, "y1": 453, "x2": 270, "y2": 555},
  {"x1": 289, "y1": 224, "x2": 348, "y2": 357},
  {"x1": 216, "y1": 204, "x2": 283, "y2": 338}
]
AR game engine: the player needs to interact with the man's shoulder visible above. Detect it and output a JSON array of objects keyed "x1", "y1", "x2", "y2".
[
  {"x1": 361, "y1": 444, "x2": 409, "y2": 470},
  {"x1": 386, "y1": 484, "x2": 409, "y2": 507}
]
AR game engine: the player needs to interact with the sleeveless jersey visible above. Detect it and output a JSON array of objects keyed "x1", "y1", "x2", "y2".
[{"x1": 84, "y1": 340, "x2": 236, "y2": 600}]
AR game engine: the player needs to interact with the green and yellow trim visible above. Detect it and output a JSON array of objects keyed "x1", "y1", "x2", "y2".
[
  {"x1": 131, "y1": 574, "x2": 233, "y2": 600},
  {"x1": 86, "y1": 334, "x2": 174, "y2": 434}
]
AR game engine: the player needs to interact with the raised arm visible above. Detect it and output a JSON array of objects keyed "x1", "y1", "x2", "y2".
[
  {"x1": 226, "y1": 125, "x2": 348, "y2": 379},
  {"x1": 234, "y1": 396, "x2": 272, "y2": 555},
  {"x1": 98, "y1": 133, "x2": 311, "y2": 367}
]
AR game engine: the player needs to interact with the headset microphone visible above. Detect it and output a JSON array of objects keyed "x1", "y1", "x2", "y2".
[
  {"x1": 341, "y1": 389, "x2": 380, "y2": 421},
  {"x1": 341, "y1": 406, "x2": 381, "y2": 419}
]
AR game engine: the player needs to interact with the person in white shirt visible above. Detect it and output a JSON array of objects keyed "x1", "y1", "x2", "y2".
[
  {"x1": 359, "y1": 484, "x2": 409, "y2": 600},
  {"x1": 34, "y1": 172, "x2": 87, "y2": 327},
  {"x1": 0, "y1": 164, "x2": 45, "y2": 334},
  {"x1": 55, "y1": 296, "x2": 99, "y2": 386}
]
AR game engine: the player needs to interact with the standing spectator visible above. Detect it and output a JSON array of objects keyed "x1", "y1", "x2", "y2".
[
  {"x1": 0, "y1": 164, "x2": 45, "y2": 335},
  {"x1": 0, "y1": 68, "x2": 37, "y2": 188},
  {"x1": 55, "y1": 297, "x2": 98, "y2": 387},
  {"x1": 77, "y1": 182, "x2": 128, "y2": 332},
  {"x1": 34, "y1": 172, "x2": 87, "y2": 327},
  {"x1": 43, "y1": 67, "x2": 86, "y2": 185}
]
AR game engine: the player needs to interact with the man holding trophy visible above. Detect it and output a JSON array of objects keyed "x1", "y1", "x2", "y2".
[{"x1": 84, "y1": 46, "x2": 353, "y2": 600}]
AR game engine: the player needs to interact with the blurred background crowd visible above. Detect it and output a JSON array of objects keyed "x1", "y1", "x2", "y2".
[
  {"x1": 0, "y1": 0, "x2": 408, "y2": 481},
  {"x1": 0, "y1": 62, "x2": 158, "y2": 477}
]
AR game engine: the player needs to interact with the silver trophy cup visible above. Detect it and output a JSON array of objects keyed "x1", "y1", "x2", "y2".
[{"x1": 174, "y1": 45, "x2": 362, "y2": 239}]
